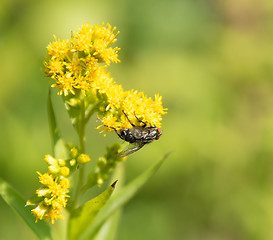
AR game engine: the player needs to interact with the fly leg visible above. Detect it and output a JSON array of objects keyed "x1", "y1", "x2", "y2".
[
  {"x1": 104, "y1": 125, "x2": 123, "y2": 139},
  {"x1": 97, "y1": 117, "x2": 123, "y2": 139},
  {"x1": 134, "y1": 112, "x2": 147, "y2": 127},
  {"x1": 122, "y1": 110, "x2": 136, "y2": 127}
]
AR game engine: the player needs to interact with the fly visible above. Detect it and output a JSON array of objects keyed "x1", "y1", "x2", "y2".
[{"x1": 104, "y1": 110, "x2": 162, "y2": 157}]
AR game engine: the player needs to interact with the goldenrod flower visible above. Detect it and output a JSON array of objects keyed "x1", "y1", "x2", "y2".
[
  {"x1": 92, "y1": 23, "x2": 119, "y2": 44},
  {"x1": 98, "y1": 90, "x2": 167, "y2": 132},
  {"x1": 38, "y1": 172, "x2": 54, "y2": 186},
  {"x1": 29, "y1": 21, "x2": 166, "y2": 228},
  {"x1": 93, "y1": 38, "x2": 120, "y2": 65},
  {"x1": 31, "y1": 172, "x2": 70, "y2": 223},
  {"x1": 44, "y1": 22, "x2": 120, "y2": 96},
  {"x1": 98, "y1": 114, "x2": 121, "y2": 133},
  {"x1": 31, "y1": 203, "x2": 47, "y2": 221},
  {"x1": 104, "y1": 83, "x2": 124, "y2": 110},
  {"x1": 44, "y1": 22, "x2": 166, "y2": 137},
  {"x1": 47, "y1": 36, "x2": 71, "y2": 59}
]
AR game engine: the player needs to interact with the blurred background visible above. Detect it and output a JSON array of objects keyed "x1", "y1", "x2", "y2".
[{"x1": 1, "y1": 0, "x2": 273, "y2": 239}]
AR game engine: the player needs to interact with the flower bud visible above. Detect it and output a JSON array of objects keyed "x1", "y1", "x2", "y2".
[
  {"x1": 36, "y1": 188, "x2": 50, "y2": 197},
  {"x1": 48, "y1": 165, "x2": 60, "y2": 174},
  {"x1": 58, "y1": 159, "x2": 66, "y2": 167},
  {"x1": 44, "y1": 155, "x2": 58, "y2": 166},
  {"x1": 70, "y1": 159, "x2": 76, "y2": 166},
  {"x1": 59, "y1": 167, "x2": 70, "y2": 176},
  {"x1": 97, "y1": 177, "x2": 104, "y2": 185},
  {"x1": 70, "y1": 147, "x2": 78, "y2": 158},
  {"x1": 77, "y1": 153, "x2": 91, "y2": 164}
]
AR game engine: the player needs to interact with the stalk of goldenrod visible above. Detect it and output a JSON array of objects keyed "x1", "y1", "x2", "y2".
[{"x1": 27, "y1": 22, "x2": 167, "y2": 224}]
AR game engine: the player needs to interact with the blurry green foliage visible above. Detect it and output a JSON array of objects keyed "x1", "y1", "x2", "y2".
[{"x1": 1, "y1": 0, "x2": 273, "y2": 239}]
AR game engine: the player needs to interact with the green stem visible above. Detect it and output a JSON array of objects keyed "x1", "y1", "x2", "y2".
[
  {"x1": 73, "y1": 167, "x2": 84, "y2": 208},
  {"x1": 85, "y1": 101, "x2": 100, "y2": 124},
  {"x1": 72, "y1": 99, "x2": 86, "y2": 209},
  {"x1": 79, "y1": 99, "x2": 86, "y2": 153}
]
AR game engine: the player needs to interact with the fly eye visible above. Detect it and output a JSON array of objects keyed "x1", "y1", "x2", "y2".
[{"x1": 157, "y1": 128, "x2": 162, "y2": 135}]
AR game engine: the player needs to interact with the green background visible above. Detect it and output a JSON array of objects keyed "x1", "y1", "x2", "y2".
[{"x1": 1, "y1": 0, "x2": 273, "y2": 239}]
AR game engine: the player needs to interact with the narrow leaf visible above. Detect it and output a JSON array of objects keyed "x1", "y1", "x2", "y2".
[
  {"x1": 82, "y1": 152, "x2": 170, "y2": 239},
  {"x1": 54, "y1": 138, "x2": 69, "y2": 160},
  {"x1": 47, "y1": 89, "x2": 61, "y2": 147},
  {"x1": 94, "y1": 162, "x2": 125, "y2": 240},
  {"x1": 0, "y1": 178, "x2": 52, "y2": 240},
  {"x1": 68, "y1": 181, "x2": 117, "y2": 240},
  {"x1": 48, "y1": 89, "x2": 69, "y2": 159},
  {"x1": 62, "y1": 92, "x2": 82, "y2": 134},
  {"x1": 94, "y1": 211, "x2": 121, "y2": 240}
]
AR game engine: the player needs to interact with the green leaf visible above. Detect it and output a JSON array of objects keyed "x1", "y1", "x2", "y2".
[
  {"x1": 54, "y1": 138, "x2": 69, "y2": 160},
  {"x1": 48, "y1": 89, "x2": 69, "y2": 159},
  {"x1": 82, "y1": 152, "x2": 171, "y2": 239},
  {"x1": 94, "y1": 210, "x2": 121, "y2": 240},
  {"x1": 62, "y1": 91, "x2": 82, "y2": 135},
  {"x1": 25, "y1": 194, "x2": 43, "y2": 206},
  {"x1": 68, "y1": 181, "x2": 117, "y2": 240},
  {"x1": 94, "y1": 162, "x2": 125, "y2": 240},
  {"x1": 0, "y1": 178, "x2": 52, "y2": 240},
  {"x1": 47, "y1": 89, "x2": 61, "y2": 148}
]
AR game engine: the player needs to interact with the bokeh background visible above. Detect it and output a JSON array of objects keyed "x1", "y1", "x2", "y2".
[{"x1": 1, "y1": 0, "x2": 273, "y2": 239}]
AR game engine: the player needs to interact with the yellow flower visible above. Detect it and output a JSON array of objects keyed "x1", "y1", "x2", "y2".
[
  {"x1": 44, "y1": 59, "x2": 64, "y2": 76},
  {"x1": 71, "y1": 26, "x2": 93, "y2": 52},
  {"x1": 99, "y1": 90, "x2": 167, "y2": 132},
  {"x1": 43, "y1": 22, "x2": 166, "y2": 136},
  {"x1": 93, "y1": 39, "x2": 120, "y2": 65},
  {"x1": 37, "y1": 172, "x2": 54, "y2": 185},
  {"x1": 104, "y1": 83, "x2": 124, "y2": 111},
  {"x1": 47, "y1": 36, "x2": 71, "y2": 59},
  {"x1": 92, "y1": 23, "x2": 119, "y2": 45},
  {"x1": 31, "y1": 172, "x2": 70, "y2": 223},
  {"x1": 45, "y1": 207, "x2": 65, "y2": 224},
  {"x1": 47, "y1": 177, "x2": 69, "y2": 199},
  {"x1": 98, "y1": 114, "x2": 121, "y2": 133},
  {"x1": 31, "y1": 203, "x2": 48, "y2": 222},
  {"x1": 51, "y1": 73, "x2": 75, "y2": 96},
  {"x1": 44, "y1": 23, "x2": 120, "y2": 96},
  {"x1": 60, "y1": 177, "x2": 70, "y2": 189}
]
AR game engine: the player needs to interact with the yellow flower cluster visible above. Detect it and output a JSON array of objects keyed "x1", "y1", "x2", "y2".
[
  {"x1": 28, "y1": 152, "x2": 91, "y2": 223},
  {"x1": 44, "y1": 23, "x2": 167, "y2": 132},
  {"x1": 44, "y1": 22, "x2": 120, "y2": 96},
  {"x1": 98, "y1": 90, "x2": 166, "y2": 132},
  {"x1": 31, "y1": 172, "x2": 70, "y2": 224}
]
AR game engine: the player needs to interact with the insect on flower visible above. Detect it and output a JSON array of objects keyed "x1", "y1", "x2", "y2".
[{"x1": 104, "y1": 111, "x2": 162, "y2": 157}]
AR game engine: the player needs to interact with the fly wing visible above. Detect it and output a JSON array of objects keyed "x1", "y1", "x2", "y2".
[{"x1": 118, "y1": 142, "x2": 146, "y2": 157}]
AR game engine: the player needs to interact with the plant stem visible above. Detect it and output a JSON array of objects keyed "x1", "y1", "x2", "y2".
[
  {"x1": 85, "y1": 101, "x2": 99, "y2": 124},
  {"x1": 72, "y1": 98, "x2": 86, "y2": 209}
]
